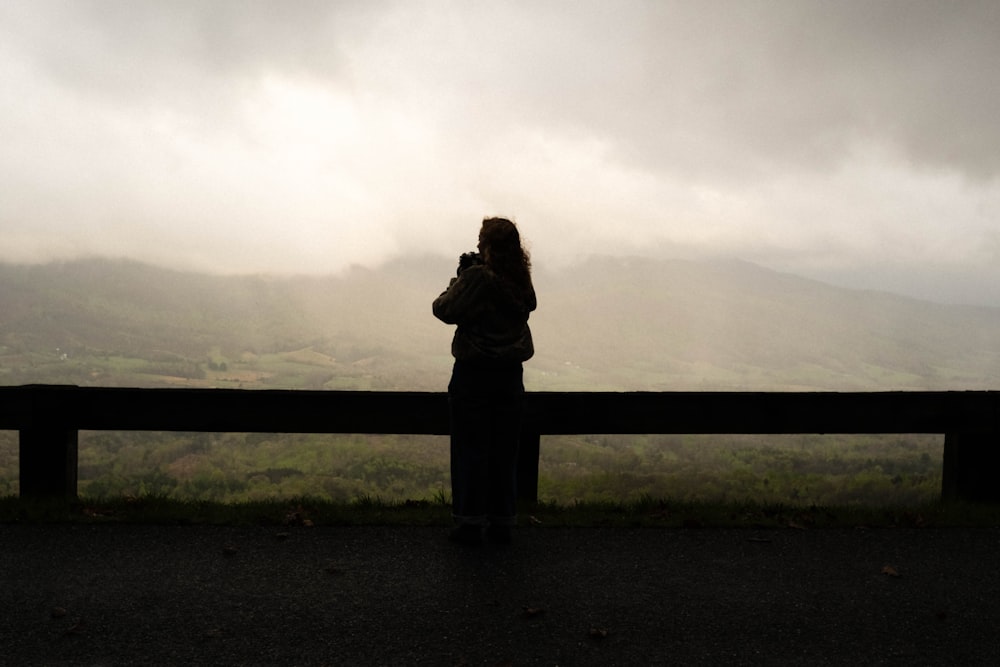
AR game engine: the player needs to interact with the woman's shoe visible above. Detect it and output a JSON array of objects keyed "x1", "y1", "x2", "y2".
[{"x1": 448, "y1": 524, "x2": 483, "y2": 546}]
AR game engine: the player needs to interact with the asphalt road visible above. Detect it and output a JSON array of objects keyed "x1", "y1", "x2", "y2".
[{"x1": 2, "y1": 523, "x2": 999, "y2": 666}]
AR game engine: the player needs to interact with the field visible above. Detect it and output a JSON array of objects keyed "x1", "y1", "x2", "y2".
[{"x1": 0, "y1": 427, "x2": 943, "y2": 508}]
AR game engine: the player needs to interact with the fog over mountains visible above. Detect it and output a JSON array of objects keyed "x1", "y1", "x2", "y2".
[{"x1": 2, "y1": 256, "x2": 999, "y2": 391}]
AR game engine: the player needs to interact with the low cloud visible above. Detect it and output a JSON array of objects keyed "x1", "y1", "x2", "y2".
[{"x1": 1, "y1": 1, "x2": 998, "y2": 305}]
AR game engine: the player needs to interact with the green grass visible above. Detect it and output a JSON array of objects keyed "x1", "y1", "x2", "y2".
[{"x1": 3, "y1": 494, "x2": 999, "y2": 529}]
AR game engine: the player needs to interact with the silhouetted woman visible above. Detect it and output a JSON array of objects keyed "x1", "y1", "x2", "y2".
[{"x1": 432, "y1": 217, "x2": 536, "y2": 545}]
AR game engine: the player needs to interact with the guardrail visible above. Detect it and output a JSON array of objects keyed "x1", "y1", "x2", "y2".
[{"x1": 2, "y1": 385, "x2": 998, "y2": 502}]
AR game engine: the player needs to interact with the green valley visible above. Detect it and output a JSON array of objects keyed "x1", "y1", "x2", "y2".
[{"x1": 2, "y1": 256, "x2": 996, "y2": 506}]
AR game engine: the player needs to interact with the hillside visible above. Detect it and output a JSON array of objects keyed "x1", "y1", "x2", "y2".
[
  {"x1": 533, "y1": 257, "x2": 1000, "y2": 390},
  {"x1": 2, "y1": 256, "x2": 999, "y2": 391}
]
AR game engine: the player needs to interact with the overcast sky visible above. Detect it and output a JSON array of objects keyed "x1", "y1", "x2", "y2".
[{"x1": 2, "y1": 1, "x2": 999, "y2": 305}]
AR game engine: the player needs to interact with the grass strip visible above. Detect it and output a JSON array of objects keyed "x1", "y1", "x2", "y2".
[{"x1": 3, "y1": 494, "x2": 1000, "y2": 529}]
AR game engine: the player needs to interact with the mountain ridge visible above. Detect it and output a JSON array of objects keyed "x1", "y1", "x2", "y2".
[{"x1": 2, "y1": 255, "x2": 998, "y2": 391}]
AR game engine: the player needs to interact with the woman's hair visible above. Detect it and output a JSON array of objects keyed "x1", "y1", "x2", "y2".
[{"x1": 480, "y1": 217, "x2": 532, "y2": 292}]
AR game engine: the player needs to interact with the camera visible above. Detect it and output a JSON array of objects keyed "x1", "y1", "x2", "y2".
[{"x1": 457, "y1": 251, "x2": 483, "y2": 275}]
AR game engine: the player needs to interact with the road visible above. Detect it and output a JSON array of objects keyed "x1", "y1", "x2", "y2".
[{"x1": 2, "y1": 523, "x2": 999, "y2": 665}]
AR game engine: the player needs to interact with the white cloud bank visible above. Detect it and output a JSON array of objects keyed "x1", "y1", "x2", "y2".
[{"x1": 1, "y1": 0, "x2": 999, "y2": 305}]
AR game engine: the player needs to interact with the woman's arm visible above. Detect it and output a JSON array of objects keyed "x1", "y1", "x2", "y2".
[{"x1": 432, "y1": 266, "x2": 487, "y2": 324}]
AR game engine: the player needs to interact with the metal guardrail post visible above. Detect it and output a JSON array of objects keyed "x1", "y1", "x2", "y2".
[
  {"x1": 517, "y1": 429, "x2": 541, "y2": 505},
  {"x1": 942, "y1": 432, "x2": 1000, "y2": 503},
  {"x1": 15, "y1": 385, "x2": 80, "y2": 500},
  {"x1": 19, "y1": 425, "x2": 79, "y2": 500}
]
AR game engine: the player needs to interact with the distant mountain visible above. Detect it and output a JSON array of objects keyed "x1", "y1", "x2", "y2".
[
  {"x1": 2, "y1": 256, "x2": 999, "y2": 391},
  {"x1": 533, "y1": 256, "x2": 1000, "y2": 390}
]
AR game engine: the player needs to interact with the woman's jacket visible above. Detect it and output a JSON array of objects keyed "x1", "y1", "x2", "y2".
[{"x1": 432, "y1": 264, "x2": 536, "y2": 364}]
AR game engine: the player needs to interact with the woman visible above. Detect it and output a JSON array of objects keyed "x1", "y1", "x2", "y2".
[{"x1": 432, "y1": 217, "x2": 536, "y2": 545}]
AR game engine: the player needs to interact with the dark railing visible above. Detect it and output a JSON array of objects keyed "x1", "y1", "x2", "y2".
[{"x1": 2, "y1": 385, "x2": 998, "y2": 502}]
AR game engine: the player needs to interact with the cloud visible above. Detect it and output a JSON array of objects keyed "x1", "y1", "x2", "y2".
[{"x1": 0, "y1": 1, "x2": 998, "y2": 306}]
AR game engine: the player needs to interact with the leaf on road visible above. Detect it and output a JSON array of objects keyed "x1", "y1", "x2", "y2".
[
  {"x1": 881, "y1": 565, "x2": 900, "y2": 577},
  {"x1": 522, "y1": 606, "x2": 545, "y2": 618}
]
